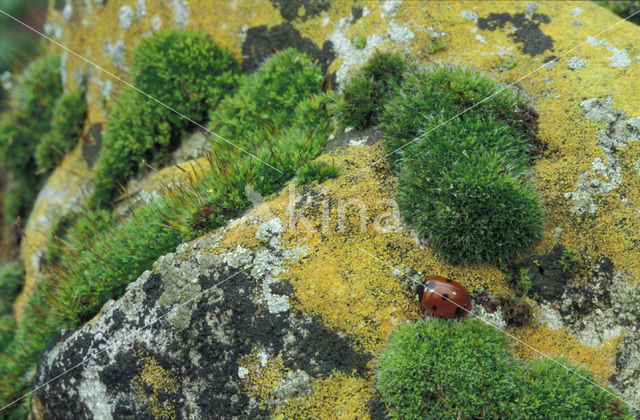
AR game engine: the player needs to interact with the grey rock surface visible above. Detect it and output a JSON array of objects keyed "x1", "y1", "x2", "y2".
[{"x1": 33, "y1": 218, "x2": 370, "y2": 419}]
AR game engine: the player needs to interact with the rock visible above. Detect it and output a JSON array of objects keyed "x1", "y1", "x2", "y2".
[
  {"x1": 22, "y1": 1, "x2": 640, "y2": 416},
  {"x1": 33, "y1": 219, "x2": 371, "y2": 419}
]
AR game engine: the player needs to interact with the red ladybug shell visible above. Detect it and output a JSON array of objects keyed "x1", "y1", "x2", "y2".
[{"x1": 420, "y1": 275, "x2": 471, "y2": 318}]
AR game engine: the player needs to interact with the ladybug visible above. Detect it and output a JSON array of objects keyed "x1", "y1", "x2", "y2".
[{"x1": 419, "y1": 275, "x2": 471, "y2": 318}]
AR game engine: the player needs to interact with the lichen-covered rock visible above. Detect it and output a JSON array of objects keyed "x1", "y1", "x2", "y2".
[
  {"x1": 20, "y1": 0, "x2": 640, "y2": 417},
  {"x1": 33, "y1": 216, "x2": 371, "y2": 419}
]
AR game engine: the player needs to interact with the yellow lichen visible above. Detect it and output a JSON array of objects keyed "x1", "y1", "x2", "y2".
[
  {"x1": 131, "y1": 351, "x2": 180, "y2": 420},
  {"x1": 510, "y1": 321, "x2": 619, "y2": 383},
  {"x1": 275, "y1": 371, "x2": 373, "y2": 420},
  {"x1": 238, "y1": 345, "x2": 288, "y2": 406}
]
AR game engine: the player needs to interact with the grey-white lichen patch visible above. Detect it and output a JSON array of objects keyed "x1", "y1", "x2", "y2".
[
  {"x1": 567, "y1": 56, "x2": 588, "y2": 69},
  {"x1": 256, "y1": 218, "x2": 283, "y2": 247},
  {"x1": 78, "y1": 367, "x2": 113, "y2": 419},
  {"x1": 535, "y1": 302, "x2": 563, "y2": 330},
  {"x1": 329, "y1": 27, "x2": 384, "y2": 88},
  {"x1": 542, "y1": 58, "x2": 557, "y2": 71},
  {"x1": 118, "y1": 5, "x2": 134, "y2": 30},
  {"x1": 62, "y1": 1, "x2": 73, "y2": 22},
  {"x1": 223, "y1": 245, "x2": 254, "y2": 269},
  {"x1": 572, "y1": 7, "x2": 584, "y2": 16},
  {"x1": 380, "y1": 0, "x2": 401, "y2": 19},
  {"x1": 387, "y1": 20, "x2": 414, "y2": 44},
  {"x1": 565, "y1": 97, "x2": 640, "y2": 215},
  {"x1": 104, "y1": 40, "x2": 127, "y2": 71},
  {"x1": 60, "y1": 51, "x2": 68, "y2": 87},
  {"x1": 136, "y1": 0, "x2": 146, "y2": 18},
  {"x1": 329, "y1": 3, "x2": 414, "y2": 89},
  {"x1": 459, "y1": 10, "x2": 478, "y2": 23},
  {"x1": 253, "y1": 218, "x2": 291, "y2": 314},
  {"x1": 586, "y1": 36, "x2": 631, "y2": 68},
  {"x1": 171, "y1": 0, "x2": 189, "y2": 29},
  {"x1": 523, "y1": 2, "x2": 538, "y2": 19},
  {"x1": 571, "y1": 19, "x2": 582, "y2": 27},
  {"x1": 272, "y1": 370, "x2": 313, "y2": 405},
  {"x1": 470, "y1": 303, "x2": 507, "y2": 331},
  {"x1": 98, "y1": 78, "x2": 113, "y2": 101},
  {"x1": 151, "y1": 15, "x2": 162, "y2": 31},
  {"x1": 475, "y1": 34, "x2": 486, "y2": 43}
]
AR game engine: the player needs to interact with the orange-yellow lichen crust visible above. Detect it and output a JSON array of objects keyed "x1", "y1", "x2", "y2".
[
  {"x1": 238, "y1": 345, "x2": 288, "y2": 407},
  {"x1": 510, "y1": 321, "x2": 620, "y2": 384},
  {"x1": 131, "y1": 347, "x2": 180, "y2": 420},
  {"x1": 274, "y1": 371, "x2": 373, "y2": 420}
]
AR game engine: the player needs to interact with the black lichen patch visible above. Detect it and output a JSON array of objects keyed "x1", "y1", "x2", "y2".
[
  {"x1": 270, "y1": 0, "x2": 330, "y2": 21},
  {"x1": 242, "y1": 23, "x2": 335, "y2": 77},
  {"x1": 560, "y1": 257, "x2": 615, "y2": 318},
  {"x1": 478, "y1": 12, "x2": 553, "y2": 56},
  {"x1": 269, "y1": 279, "x2": 294, "y2": 296},
  {"x1": 100, "y1": 341, "x2": 185, "y2": 419},
  {"x1": 351, "y1": 3, "x2": 363, "y2": 23},
  {"x1": 82, "y1": 122, "x2": 102, "y2": 168},
  {"x1": 183, "y1": 266, "x2": 370, "y2": 417},
  {"x1": 367, "y1": 392, "x2": 390, "y2": 420},
  {"x1": 33, "y1": 331, "x2": 97, "y2": 419},
  {"x1": 509, "y1": 244, "x2": 574, "y2": 302},
  {"x1": 142, "y1": 272, "x2": 164, "y2": 309}
]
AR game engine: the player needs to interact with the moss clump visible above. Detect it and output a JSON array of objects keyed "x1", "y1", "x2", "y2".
[
  {"x1": 353, "y1": 34, "x2": 367, "y2": 49},
  {"x1": 35, "y1": 87, "x2": 87, "y2": 170},
  {"x1": 379, "y1": 66, "x2": 524, "y2": 168},
  {"x1": 375, "y1": 64, "x2": 542, "y2": 265},
  {"x1": 333, "y1": 51, "x2": 409, "y2": 130},
  {"x1": 394, "y1": 117, "x2": 541, "y2": 264},
  {"x1": 0, "y1": 54, "x2": 62, "y2": 231},
  {"x1": 89, "y1": 29, "x2": 240, "y2": 208},
  {"x1": 296, "y1": 160, "x2": 341, "y2": 185},
  {"x1": 428, "y1": 38, "x2": 446, "y2": 54},
  {"x1": 207, "y1": 48, "x2": 323, "y2": 146},
  {"x1": 377, "y1": 319, "x2": 630, "y2": 419}
]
